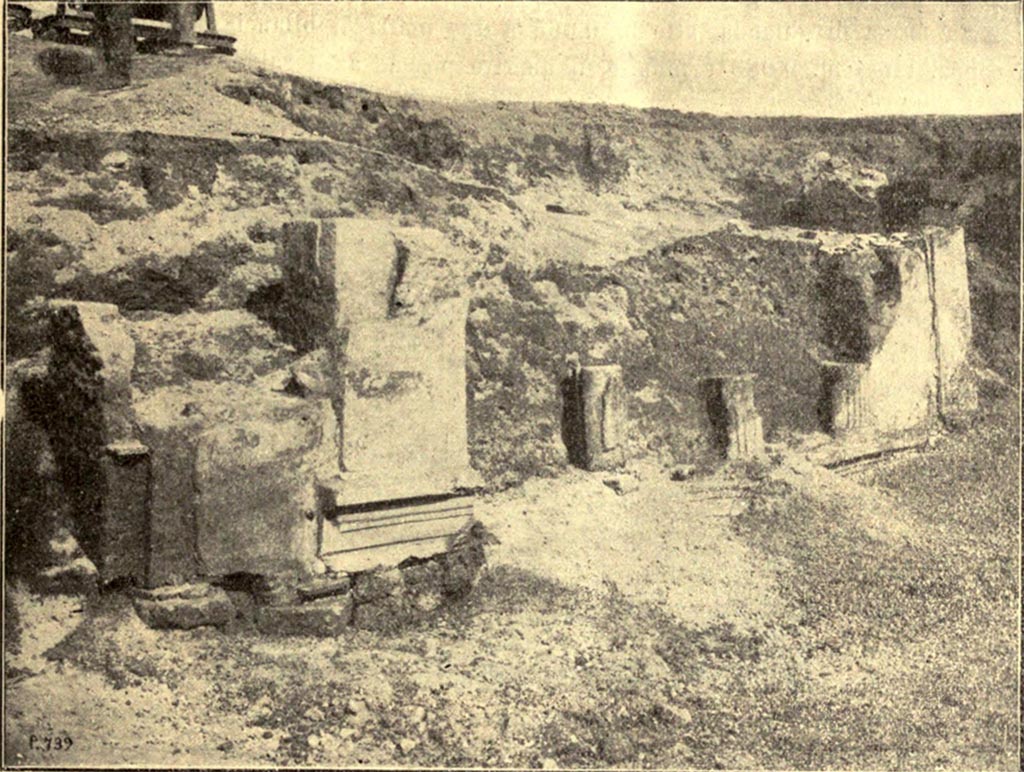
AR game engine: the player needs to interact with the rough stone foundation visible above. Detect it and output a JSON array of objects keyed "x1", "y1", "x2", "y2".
[{"x1": 130, "y1": 521, "x2": 489, "y2": 636}]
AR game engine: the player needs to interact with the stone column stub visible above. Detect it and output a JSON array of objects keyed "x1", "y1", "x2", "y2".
[
  {"x1": 564, "y1": 363, "x2": 627, "y2": 471},
  {"x1": 699, "y1": 373, "x2": 765, "y2": 461},
  {"x1": 819, "y1": 361, "x2": 871, "y2": 437}
]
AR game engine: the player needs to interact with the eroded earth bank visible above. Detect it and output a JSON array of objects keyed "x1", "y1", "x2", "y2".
[{"x1": 4, "y1": 34, "x2": 1020, "y2": 769}]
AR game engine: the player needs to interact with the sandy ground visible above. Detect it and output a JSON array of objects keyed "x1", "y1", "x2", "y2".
[{"x1": 481, "y1": 463, "x2": 788, "y2": 631}]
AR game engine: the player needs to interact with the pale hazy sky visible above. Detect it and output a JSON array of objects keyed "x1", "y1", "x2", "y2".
[{"x1": 24, "y1": 1, "x2": 1024, "y2": 115}]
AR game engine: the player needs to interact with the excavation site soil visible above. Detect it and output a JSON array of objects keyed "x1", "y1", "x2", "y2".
[{"x1": 4, "y1": 34, "x2": 1020, "y2": 770}]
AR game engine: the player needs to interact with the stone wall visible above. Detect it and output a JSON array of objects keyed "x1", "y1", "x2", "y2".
[
  {"x1": 817, "y1": 226, "x2": 977, "y2": 439},
  {"x1": 849, "y1": 240, "x2": 936, "y2": 434},
  {"x1": 924, "y1": 227, "x2": 978, "y2": 423},
  {"x1": 21, "y1": 215, "x2": 482, "y2": 594}
]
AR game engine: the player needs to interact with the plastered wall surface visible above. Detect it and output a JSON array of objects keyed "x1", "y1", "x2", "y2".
[
  {"x1": 855, "y1": 243, "x2": 937, "y2": 434},
  {"x1": 925, "y1": 226, "x2": 978, "y2": 420}
]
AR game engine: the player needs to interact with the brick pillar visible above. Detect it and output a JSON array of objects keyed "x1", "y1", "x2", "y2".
[
  {"x1": 700, "y1": 374, "x2": 765, "y2": 460},
  {"x1": 819, "y1": 361, "x2": 872, "y2": 437},
  {"x1": 564, "y1": 364, "x2": 626, "y2": 470}
]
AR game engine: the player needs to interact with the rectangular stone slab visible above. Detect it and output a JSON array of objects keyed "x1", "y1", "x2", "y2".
[
  {"x1": 138, "y1": 420, "x2": 202, "y2": 588},
  {"x1": 924, "y1": 226, "x2": 978, "y2": 420},
  {"x1": 96, "y1": 442, "x2": 151, "y2": 584},
  {"x1": 338, "y1": 296, "x2": 472, "y2": 486},
  {"x1": 194, "y1": 398, "x2": 336, "y2": 578},
  {"x1": 320, "y1": 493, "x2": 474, "y2": 574},
  {"x1": 280, "y1": 218, "x2": 399, "y2": 349}
]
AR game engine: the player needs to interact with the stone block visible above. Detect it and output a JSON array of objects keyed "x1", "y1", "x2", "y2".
[
  {"x1": 443, "y1": 539, "x2": 486, "y2": 598},
  {"x1": 280, "y1": 218, "x2": 399, "y2": 349},
  {"x1": 48, "y1": 301, "x2": 135, "y2": 443},
  {"x1": 252, "y1": 575, "x2": 301, "y2": 606},
  {"x1": 923, "y1": 227, "x2": 977, "y2": 421},
  {"x1": 134, "y1": 384, "x2": 341, "y2": 587},
  {"x1": 840, "y1": 241, "x2": 936, "y2": 434},
  {"x1": 94, "y1": 441, "x2": 151, "y2": 585},
  {"x1": 255, "y1": 597, "x2": 353, "y2": 637},
  {"x1": 338, "y1": 296, "x2": 472, "y2": 486},
  {"x1": 5, "y1": 351, "x2": 68, "y2": 573},
  {"x1": 699, "y1": 374, "x2": 765, "y2": 460},
  {"x1": 296, "y1": 575, "x2": 352, "y2": 602},
  {"x1": 225, "y1": 590, "x2": 258, "y2": 625},
  {"x1": 318, "y1": 489, "x2": 474, "y2": 574},
  {"x1": 316, "y1": 294, "x2": 477, "y2": 572},
  {"x1": 133, "y1": 586, "x2": 235, "y2": 630},
  {"x1": 134, "y1": 405, "x2": 203, "y2": 588},
  {"x1": 42, "y1": 302, "x2": 137, "y2": 570},
  {"x1": 194, "y1": 396, "x2": 337, "y2": 578},
  {"x1": 563, "y1": 364, "x2": 627, "y2": 471}
]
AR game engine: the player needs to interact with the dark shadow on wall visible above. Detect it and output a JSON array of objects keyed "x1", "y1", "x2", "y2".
[
  {"x1": 815, "y1": 260, "x2": 873, "y2": 363},
  {"x1": 816, "y1": 366, "x2": 840, "y2": 436}
]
